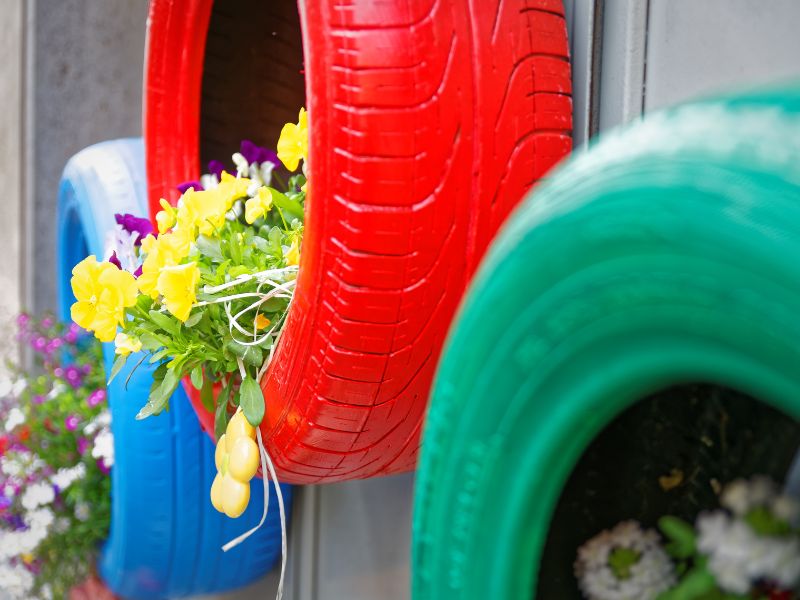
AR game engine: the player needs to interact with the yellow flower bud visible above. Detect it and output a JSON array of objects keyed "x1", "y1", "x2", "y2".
[
  {"x1": 221, "y1": 474, "x2": 250, "y2": 518},
  {"x1": 210, "y1": 473, "x2": 225, "y2": 513},
  {"x1": 228, "y1": 436, "x2": 260, "y2": 482},
  {"x1": 226, "y1": 411, "x2": 256, "y2": 452},
  {"x1": 215, "y1": 434, "x2": 227, "y2": 471}
]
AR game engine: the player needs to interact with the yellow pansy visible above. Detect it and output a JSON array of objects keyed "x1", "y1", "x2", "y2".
[
  {"x1": 217, "y1": 171, "x2": 251, "y2": 210},
  {"x1": 114, "y1": 332, "x2": 142, "y2": 355},
  {"x1": 284, "y1": 237, "x2": 300, "y2": 266},
  {"x1": 155, "y1": 198, "x2": 177, "y2": 234},
  {"x1": 210, "y1": 410, "x2": 259, "y2": 518},
  {"x1": 178, "y1": 188, "x2": 228, "y2": 236},
  {"x1": 277, "y1": 107, "x2": 308, "y2": 171},
  {"x1": 156, "y1": 262, "x2": 200, "y2": 322},
  {"x1": 254, "y1": 314, "x2": 271, "y2": 330},
  {"x1": 244, "y1": 186, "x2": 273, "y2": 224},
  {"x1": 70, "y1": 256, "x2": 138, "y2": 343},
  {"x1": 137, "y1": 232, "x2": 191, "y2": 299}
]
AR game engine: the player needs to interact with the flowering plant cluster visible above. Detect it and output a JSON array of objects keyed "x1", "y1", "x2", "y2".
[
  {"x1": 0, "y1": 314, "x2": 112, "y2": 599},
  {"x1": 70, "y1": 109, "x2": 308, "y2": 518},
  {"x1": 575, "y1": 477, "x2": 800, "y2": 600}
]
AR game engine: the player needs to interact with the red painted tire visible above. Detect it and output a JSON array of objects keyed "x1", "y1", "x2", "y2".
[{"x1": 145, "y1": 0, "x2": 572, "y2": 483}]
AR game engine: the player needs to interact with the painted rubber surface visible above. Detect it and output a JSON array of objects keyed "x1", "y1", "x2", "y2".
[
  {"x1": 145, "y1": 0, "x2": 573, "y2": 483},
  {"x1": 412, "y1": 87, "x2": 800, "y2": 599},
  {"x1": 55, "y1": 139, "x2": 290, "y2": 599}
]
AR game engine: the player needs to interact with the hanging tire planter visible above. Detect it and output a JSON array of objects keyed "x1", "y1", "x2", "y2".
[
  {"x1": 145, "y1": 0, "x2": 573, "y2": 483},
  {"x1": 56, "y1": 139, "x2": 291, "y2": 599},
  {"x1": 412, "y1": 87, "x2": 800, "y2": 599}
]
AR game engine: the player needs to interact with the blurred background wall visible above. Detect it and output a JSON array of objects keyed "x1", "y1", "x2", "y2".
[{"x1": 1, "y1": 1, "x2": 799, "y2": 599}]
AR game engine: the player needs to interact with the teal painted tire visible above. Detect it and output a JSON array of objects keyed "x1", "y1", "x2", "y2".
[{"x1": 412, "y1": 87, "x2": 800, "y2": 599}]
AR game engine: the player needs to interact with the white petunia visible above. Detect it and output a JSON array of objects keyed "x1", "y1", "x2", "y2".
[
  {"x1": 21, "y1": 482, "x2": 55, "y2": 511},
  {"x1": 74, "y1": 501, "x2": 90, "y2": 522},
  {"x1": 4, "y1": 407, "x2": 25, "y2": 432},
  {"x1": 575, "y1": 521, "x2": 676, "y2": 600},
  {"x1": 0, "y1": 561, "x2": 35, "y2": 599},
  {"x1": 51, "y1": 463, "x2": 87, "y2": 490}
]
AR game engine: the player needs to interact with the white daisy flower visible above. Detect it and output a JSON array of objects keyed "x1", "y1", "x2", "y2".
[
  {"x1": 4, "y1": 407, "x2": 25, "y2": 432},
  {"x1": 575, "y1": 521, "x2": 676, "y2": 600},
  {"x1": 21, "y1": 482, "x2": 55, "y2": 511}
]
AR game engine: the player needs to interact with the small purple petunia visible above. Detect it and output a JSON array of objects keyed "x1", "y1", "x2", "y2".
[
  {"x1": 53, "y1": 367, "x2": 64, "y2": 378},
  {"x1": 46, "y1": 338, "x2": 63, "y2": 354},
  {"x1": 87, "y1": 389, "x2": 106, "y2": 408},
  {"x1": 16, "y1": 313, "x2": 30, "y2": 329},
  {"x1": 31, "y1": 336, "x2": 47, "y2": 353},
  {"x1": 240, "y1": 139, "x2": 280, "y2": 167},
  {"x1": 80, "y1": 364, "x2": 91, "y2": 375},
  {"x1": 0, "y1": 495, "x2": 11, "y2": 511},
  {"x1": 64, "y1": 365, "x2": 83, "y2": 388},
  {"x1": 108, "y1": 251, "x2": 122, "y2": 269},
  {"x1": 133, "y1": 264, "x2": 143, "y2": 278},
  {"x1": 177, "y1": 180, "x2": 204, "y2": 194},
  {"x1": 96, "y1": 458, "x2": 111, "y2": 475},
  {"x1": 77, "y1": 437, "x2": 90, "y2": 455},
  {"x1": 40, "y1": 317, "x2": 54, "y2": 329},
  {"x1": 64, "y1": 323, "x2": 81, "y2": 344},
  {"x1": 114, "y1": 213, "x2": 153, "y2": 243},
  {"x1": 207, "y1": 160, "x2": 227, "y2": 179},
  {"x1": 64, "y1": 415, "x2": 79, "y2": 431},
  {"x1": 32, "y1": 394, "x2": 45, "y2": 405}
]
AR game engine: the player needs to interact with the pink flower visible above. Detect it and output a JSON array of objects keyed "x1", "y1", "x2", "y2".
[
  {"x1": 86, "y1": 389, "x2": 106, "y2": 408},
  {"x1": 77, "y1": 437, "x2": 89, "y2": 454},
  {"x1": 64, "y1": 415, "x2": 79, "y2": 431},
  {"x1": 96, "y1": 458, "x2": 111, "y2": 475}
]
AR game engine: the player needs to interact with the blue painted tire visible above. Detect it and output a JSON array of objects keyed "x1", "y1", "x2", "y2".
[{"x1": 55, "y1": 138, "x2": 291, "y2": 599}]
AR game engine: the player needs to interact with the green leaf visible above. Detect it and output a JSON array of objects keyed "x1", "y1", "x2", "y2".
[
  {"x1": 139, "y1": 332, "x2": 165, "y2": 351},
  {"x1": 239, "y1": 376, "x2": 265, "y2": 427},
  {"x1": 242, "y1": 345, "x2": 263, "y2": 368},
  {"x1": 269, "y1": 188, "x2": 304, "y2": 221},
  {"x1": 148, "y1": 310, "x2": 180, "y2": 336},
  {"x1": 190, "y1": 365, "x2": 203, "y2": 390},
  {"x1": 196, "y1": 235, "x2": 224, "y2": 262},
  {"x1": 108, "y1": 354, "x2": 127, "y2": 385},
  {"x1": 214, "y1": 378, "x2": 232, "y2": 440},
  {"x1": 200, "y1": 377, "x2": 215, "y2": 413},
  {"x1": 184, "y1": 311, "x2": 203, "y2": 328},
  {"x1": 136, "y1": 367, "x2": 180, "y2": 420},
  {"x1": 659, "y1": 516, "x2": 696, "y2": 558}
]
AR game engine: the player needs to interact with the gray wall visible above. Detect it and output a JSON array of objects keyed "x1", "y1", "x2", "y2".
[{"x1": 13, "y1": 1, "x2": 800, "y2": 599}]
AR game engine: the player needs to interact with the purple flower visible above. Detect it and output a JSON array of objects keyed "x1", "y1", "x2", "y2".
[
  {"x1": 134, "y1": 264, "x2": 143, "y2": 278},
  {"x1": 177, "y1": 180, "x2": 204, "y2": 194},
  {"x1": 87, "y1": 389, "x2": 106, "y2": 408},
  {"x1": 108, "y1": 251, "x2": 122, "y2": 268},
  {"x1": 240, "y1": 140, "x2": 280, "y2": 167},
  {"x1": 80, "y1": 364, "x2": 91, "y2": 375},
  {"x1": 96, "y1": 458, "x2": 111, "y2": 475},
  {"x1": 208, "y1": 160, "x2": 228, "y2": 179},
  {"x1": 64, "y1": 415, "x2": 79, "y2": 431},
  {"x1": 114, "y1": 213, "x2": 153, "y2": 243},
  {"x1": 64, "y1": 323, "x2": 82, "y2": 344},
  {"x1": 45, "y1": 338, "x2": 63, "y2": 354},
  {"x1": 0, "y1": 495, "x2": 10, "y2": 511},
  {"x1": 31, "y1": 336, "x2": 47, "y2": 353},
  {"x1": 16, "y1": 313, "x2": 30, "y2": 329},
  {"x1": 77, "y1": 437, "x2": 90, "y2": 455},
  {"x1": 64, "y1": 365, "x2": 83, "y2": 388},
  {"x1": 53, "y1": 367, "x2": 64, "y2": 378},
  {"x1": 32, "y1": 395, "x2": 45, "y2": 405},
  {"x1": 40, "y1": 317, "x2": 54, "y2": 329}
]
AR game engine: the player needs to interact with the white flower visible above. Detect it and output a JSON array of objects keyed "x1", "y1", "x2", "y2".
[
  {"x1": 46, "y1": 382, "x2": 67, "y2": 400},
  {"x1": 83, "y1": 409, "x2": 111, "y2": 436},
  {"x1": 0, "y1": 376, "x2": 13, "y2": 399},
  {"x1": 232, "y1": 152, "x2": 249, "y2": 177},
  {"x1": 10, "y1": 379, "x2": 27, "y2": 397},
  {"x1": 720, "y1": 476, "x2": 781, "y2": 517},
  {"x1": 0, "y1": 561, "x2": 35, "y2": 599},
  {"x1": 51, "y1": 463, "x2": 86, "y2": 490},
  {"x1": 104, "y1": 223, "x2": 141, "y2": 274},
  {"x1": 697, "y1": 510, "x2": 800, "y2": 593},
  {"x1": 21, "y1": 482, "x2": 55, "y2": 511},
  {"x1": 200, "y1": 173, "x2": 219, "y2": 190},
  {"x1": 575, "y1": 521, "x2": 676, "y2": 600},
  {"x1": 4, "y1": 407, "x2": 25, "y2": 432},
  {"x1": 27, "y1": 507, "x2": 54, "y2": 532},
  {"x1": 92, "y1": 428, "x2": 114, "y2": 467},
  {"x1": 1, "y1": 457, "x2": 22, "y2": 478},
  {"x1": 74, "y1": 501, "x2": 90, "y2": 522}
]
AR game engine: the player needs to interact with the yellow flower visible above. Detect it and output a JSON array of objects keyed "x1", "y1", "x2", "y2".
[
  {"x1": 156, "y1": 262, "x2": 200, "y2": 322},
  {"x1": 284, "y1": 237, "x2": 301, "y2": 266},
  {"x1": 254, "y1": 314, "x2": 271, "y2": 330},
  {"x1": 155, "y1": 198, "x2": 177, "y2": 234},
  {"x1": 137, "y1": 232, "x2": 191, "y2": 299},
  {"x1": 210, "y1": 410, "x2": 259, "y2": 518},
  {"x1": 277, "y1": 107, "x2": 308, "y2": 171},
  {"x1": 114, "y1": 332, "x2": 142, "y2": 355},
  {"x1": 70, "y1": 256, "x2": 138, "y2": 342},
  {"x1": 178, "y1": 188, "x2": 228, "y2": 236},
  {"x1": 244, "y1": 186, "x2": 273, "y2": 224},
  {"x1": 217, "y1": 171, "x2": 251, "y2": 210}
]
